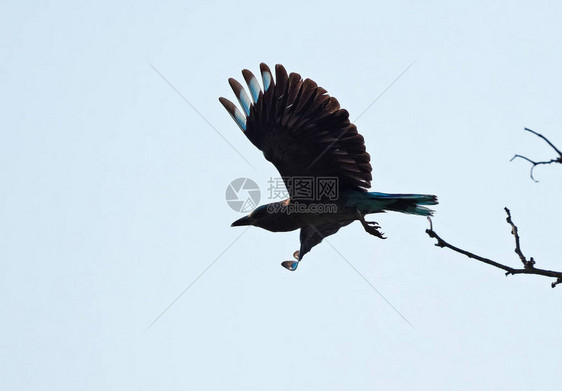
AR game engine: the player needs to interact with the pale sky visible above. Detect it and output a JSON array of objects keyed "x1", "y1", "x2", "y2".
[{"x1": 2, "y1": 1, "x2": 562, "y2": 390}]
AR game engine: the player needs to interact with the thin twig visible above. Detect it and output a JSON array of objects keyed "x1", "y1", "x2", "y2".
[
  {"x1": 524, "y1": 128, "x2": 562, "y2": 156},
  {"x1": 511, "y1": 128, "x2": 562, "y2": 182},
  {"x1": 426, "y1": 209, "x2": 562, "y2": 288},
  {"x1": 504, "y1": 207, "x2": 534, "y2": 268}
]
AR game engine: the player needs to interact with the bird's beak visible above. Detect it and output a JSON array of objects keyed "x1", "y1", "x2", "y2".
[{"x1": 231, "y1": 215, "x2": 252, "y2": 227}]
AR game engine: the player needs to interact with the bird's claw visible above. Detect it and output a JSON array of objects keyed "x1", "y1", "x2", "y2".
[
  {"x1": 281, "y1": 250, "x2": 300, "y2": 271},
  {"x1": 365, "y1": 221, "x2": 386, "y2": 239},
  {"x1": 281, "y1": 260, "x2": 299, "y2": 271}
]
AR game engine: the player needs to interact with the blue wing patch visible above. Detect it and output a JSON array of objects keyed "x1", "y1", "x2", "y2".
[
  {"x1": 242, "y1": 70, "x2": 262, "y2": 103},
  {"x1": 218, "y1": 97, "x2": 247, "y2": 131}
]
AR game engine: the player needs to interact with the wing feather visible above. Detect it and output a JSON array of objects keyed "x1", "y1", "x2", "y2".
[{"x1": 219, "y1": 63, "x2": 373, "y2": 196}]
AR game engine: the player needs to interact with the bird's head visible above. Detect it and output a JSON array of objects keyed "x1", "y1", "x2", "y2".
[{"x1": 230, "y1": 205, "x2": 270, "y2": 227}]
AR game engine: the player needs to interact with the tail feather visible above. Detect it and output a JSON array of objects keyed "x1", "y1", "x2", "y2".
[{"x1": 361, "y1": 192, "x2": 438, "y2": 216}]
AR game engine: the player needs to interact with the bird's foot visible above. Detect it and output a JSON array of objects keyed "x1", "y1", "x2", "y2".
[
  {"x1": 281, "y1": 250, "x2": 300, "y2": 271},
  {"x1": 363, "y1": 220, "x2": 386, "y2": 239},
  {"x1": 356, "y1": 210, "x2": 386, "y2": 239}
]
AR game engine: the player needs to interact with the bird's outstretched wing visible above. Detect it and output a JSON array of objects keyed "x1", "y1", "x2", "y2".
[{"x1": 219, "y1": 63, "x2": 372, "y2": 197}]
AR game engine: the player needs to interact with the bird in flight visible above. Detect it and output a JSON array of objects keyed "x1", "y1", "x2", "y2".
[{"x1": 220, "y1": 63, "x2": 437, "y2": 271}]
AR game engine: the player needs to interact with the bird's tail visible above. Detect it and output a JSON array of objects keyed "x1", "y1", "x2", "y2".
[{"x1": 359, "y1": 192, "x2": 438, "y2": 216}]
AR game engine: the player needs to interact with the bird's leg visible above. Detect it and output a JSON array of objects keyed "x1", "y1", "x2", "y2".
[
  {"x1": 281, "y1": 250, "x2": 300, "y2": 271},
  {"x1": 356, "y1": 210, "x2": 386, "y2": 239}
]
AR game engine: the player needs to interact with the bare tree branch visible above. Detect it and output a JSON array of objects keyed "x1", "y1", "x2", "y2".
[
  {"x1": 426, "y1": 208, "x2": 562, "y2": 288},
  {"x1": 511, "y1": 128, "x2": 562, "y2": 182}
]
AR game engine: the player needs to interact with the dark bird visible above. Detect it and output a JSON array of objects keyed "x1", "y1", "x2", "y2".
[{"x1": 220, "y1": 63, "x2": 437, "y2": 271}]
